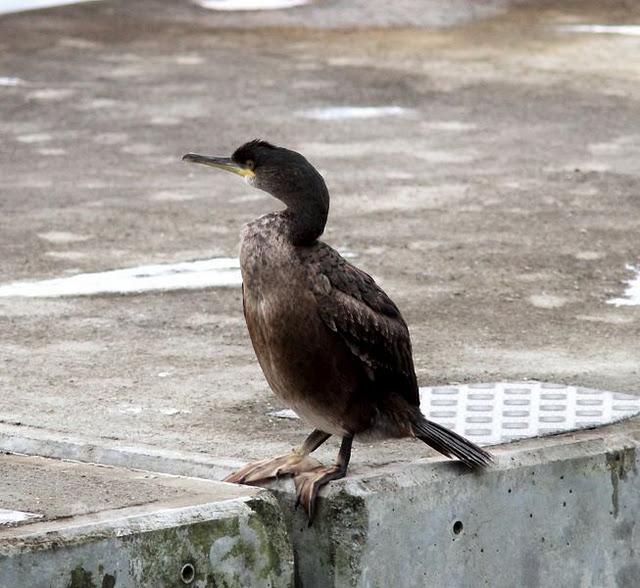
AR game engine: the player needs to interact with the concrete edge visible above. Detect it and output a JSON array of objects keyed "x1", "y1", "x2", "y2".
[
  {"x1": 2, "y1": 417, "x2": 639, "y2": 488},
  {"x1": 0, "y1": 493, "x2": 257, "y2": 553},
  {"x1": 265, "y1": 416, "x2": 640, "y2": 587},
  {"x1": 1, "y1": 487, "x2": 294, "y2": 588},
  {"x1": 2, "y1": 417, "x2": 639, "y2": 586},
  {"x1": 271, "y1": 415, "x2": 640, "y2": 503},
  {"x1": 0, "y1": 421, "x2": 244, "y2": 480}
]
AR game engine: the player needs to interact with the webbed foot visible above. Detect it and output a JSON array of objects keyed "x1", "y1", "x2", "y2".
[
  {"x1": 224, "y1": 452, "x2": 324, "y2": 485},
  {"x1": 293, "y1": 463, "x2": 348, "y2": 524}
]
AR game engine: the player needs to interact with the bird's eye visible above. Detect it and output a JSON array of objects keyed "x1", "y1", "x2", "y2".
[{"x1": 246, "y1": 159, "x2": 255, "y2": 170}]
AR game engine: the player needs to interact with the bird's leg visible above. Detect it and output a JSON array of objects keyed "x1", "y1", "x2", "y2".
[
  {"x1": 223, "y1": 429, "x2": 331, "y2": 485},
  {"x1": 294, "y1": 434, "x2": 354, "y2": 525}
]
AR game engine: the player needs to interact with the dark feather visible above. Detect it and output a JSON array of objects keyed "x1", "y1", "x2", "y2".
[
  {"x1": 299, "y1": 243, "x2": 420, "y2": 407},
  {"x1": 412, "y1": 417, "x2": 493, "y2": 468},
  {"x1": 233, "y1": 139, "x2": 276, "y2": 162}
]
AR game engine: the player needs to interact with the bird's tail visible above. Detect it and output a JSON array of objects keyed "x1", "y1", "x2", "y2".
[{"x1": 412, "y1": 416, "x2": 493, "y2": 468}]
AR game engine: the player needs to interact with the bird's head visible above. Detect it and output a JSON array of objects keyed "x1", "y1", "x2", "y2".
[{"x1": 182, "y1": 139, "x2": 329, "y2": 215}]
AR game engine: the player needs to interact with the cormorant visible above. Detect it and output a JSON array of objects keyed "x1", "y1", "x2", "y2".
[{"x1": 183, "y1": 140, "x2": 492, "y2": 523}]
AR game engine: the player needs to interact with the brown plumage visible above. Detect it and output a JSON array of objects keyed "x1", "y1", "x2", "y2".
[{"x1": 183, "y1": 140, "x2": 492, "y2": 523}]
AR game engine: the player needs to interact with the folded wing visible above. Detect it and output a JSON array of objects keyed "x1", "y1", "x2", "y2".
[{"x1": 300, "y1": 243, "x2": 419, "y2": 407}]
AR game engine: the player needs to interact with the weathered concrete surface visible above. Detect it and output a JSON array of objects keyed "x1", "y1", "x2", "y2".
[
  {"x1": 1, "y1": 0, "x2": 639, "y2": 470},
  {"x1": 0, "y1": 420, "x2": 246, "y2": 479},
  {"x1": 267, "y1": 416, "x2": 640, "y2": 587},
  {"x1": 0, "y1": 0, "x2": 542, "y2": 29},
  {"x1": 0, "y1": 453, "x2": 293, "y2": 587},
  {"x1": 1, "y1": 2, "x2": 639, "y2": 585}
]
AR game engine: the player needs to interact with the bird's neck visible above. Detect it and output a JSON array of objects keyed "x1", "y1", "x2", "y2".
[{"x1": 279, "y1": 187, "x2": 329, "y2": 246}]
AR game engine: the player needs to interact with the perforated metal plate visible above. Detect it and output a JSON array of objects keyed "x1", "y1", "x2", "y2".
[{"x1": 268, "y1": 382, "x2": 640, "y2": 446}]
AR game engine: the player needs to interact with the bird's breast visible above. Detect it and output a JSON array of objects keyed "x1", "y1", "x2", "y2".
[{"x1": 238, "y1": 220, "x2": 359, "y2": 435}]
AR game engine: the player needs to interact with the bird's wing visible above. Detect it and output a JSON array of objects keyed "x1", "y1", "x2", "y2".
[{"x1": 301, "y1": 243, "x2": 419, "y2": 407}]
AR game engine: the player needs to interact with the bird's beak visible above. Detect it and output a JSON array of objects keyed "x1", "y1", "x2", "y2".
[{"x1": 182, "y1": 153, "x2": 255, "y2": 178}]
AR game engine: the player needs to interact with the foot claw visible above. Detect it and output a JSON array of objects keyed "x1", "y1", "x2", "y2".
[{"x1": 293, "y1": 465, "x2": 345, "y2": 526}]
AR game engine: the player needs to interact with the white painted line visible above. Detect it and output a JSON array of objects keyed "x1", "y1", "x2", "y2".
[
  {"x1": 298, "y1": 106, "x2": 410, "y2": 121},
  {"x1": 557, "y1": 24, "x2": 640, "y2": 37},
  {"x1": 0, "y1": 258, "x2": 242, "y2": 298},
  {"x1": 0, "y1": 508, "x2": 43, "y2": 525},
  {"x1": 0, "y1": 249, "x2": 355, "y2": 298},
  {"x1": 195, "y1": 0, "x2": 310, "y2": 10},
  {"x1": 0, "y1": 77, "x2": 24, "y2": 86},
  {"x1": 268, "y1": 409, "x2": 298, "y2": 420},
  {"x1": 0, "y1": 0, "x2": 100, "y2": 15},
  {"x1": 608, "y1": 264, "x2": 640, "y2": 306}
]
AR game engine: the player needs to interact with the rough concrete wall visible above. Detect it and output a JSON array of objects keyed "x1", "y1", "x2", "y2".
[
  {"x1": 272, "y1": 425, "x2": 640, "y2": 587},
  {"x1": 0, "y1": 495, "x2": 294, "y2": 588}
]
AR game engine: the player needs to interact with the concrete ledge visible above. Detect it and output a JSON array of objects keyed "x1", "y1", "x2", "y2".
[
  {"x1": 267, "y1": 418, "x2": 640, "y2": 587},
  {"x1": 0, "y1": 455, "x2": 293, "y2": 588},
  {"x1": 0, "y1": 422, "x2": 244, "y2": 480},
  {"x1": 2, "y1": 420, "x2": 639, "y2": 586}
]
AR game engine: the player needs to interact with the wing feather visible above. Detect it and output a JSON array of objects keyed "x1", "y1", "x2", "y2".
[{"x1": 300, "y1": 243, "x2": 419, "y2": 407}]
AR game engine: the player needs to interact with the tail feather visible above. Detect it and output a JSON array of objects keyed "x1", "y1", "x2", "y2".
[{"x1": 412, "y1": 417, "x2": 493, "y2": 468}]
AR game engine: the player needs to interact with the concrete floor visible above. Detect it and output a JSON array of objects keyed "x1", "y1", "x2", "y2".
[{"x1": 1, "y1": 0, "x2": 639, "y2": 471}]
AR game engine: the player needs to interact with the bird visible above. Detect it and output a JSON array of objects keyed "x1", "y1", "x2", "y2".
[{"x1": 182, "y1": 140, "x2": 492, "y2": 523}]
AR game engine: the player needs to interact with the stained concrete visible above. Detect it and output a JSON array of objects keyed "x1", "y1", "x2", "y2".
[
  {"x1": 0, "y1": 454, "x2": 294, "y2": 587},
  {"x1": 269, "y1": 416, "x2": 640, "y2": 587}
]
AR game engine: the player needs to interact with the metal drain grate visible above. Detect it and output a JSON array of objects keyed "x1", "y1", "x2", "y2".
[
  {"x1": 421, "y1": 382, "x2": 640, "y2": 445},
  {"x1": 269, "y1": 382, "x2": 640, "y2": 446}
]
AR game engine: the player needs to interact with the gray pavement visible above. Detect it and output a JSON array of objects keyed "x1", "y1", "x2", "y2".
[{"x1": 1, "y1": 0, "x2": 639, "y2": 474}]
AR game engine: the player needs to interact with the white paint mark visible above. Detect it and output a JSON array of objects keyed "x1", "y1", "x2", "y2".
[
  {"x1": 421, "y1": 120, "x2": 477, "y2": 132},
  {"x1": 195, "y1": 0, "x2": 310, "y2": 11},
  {"x1": 0, "y1": 77, "x2": 23, "y2": 86},
  {"x1": 0, "y1": 247, "x2": 356, "y2": 299},
  {"x1": 45, "y1": 251, "x2": 89, "y2": 260},
  {"x1": 298, "y1": 106, "x2": 410, "y2": 121},
  {"x1": 268, "y1": 408, "x2": 298, "y2": 419},
  {"x1": 157, "y1": 372, "x2": 172, "y2": 378},
  {"x1": 16, "y1": 133, "x2": 52, "y2": 143},
  {"x1": 173, "y1": 54, "x2": 205, "y2": 65},
  {"x1": 327, "y1": 57, "x2": 369, "y2": 67},
  {"x1": 558, "y1": 24, "x2": 640, "y2": 37},
  {"x1": 0, "y1": 0, "x2": 99, "y2": 15},
  {"x1": 0, "y1": 258, "x2": 242, "y2": 298},
  {"x1": 28, "y1": 88, "x2": 75, "y2": 101},
  {"x1": 150, "y1": 116, "x2": 182, "y2": 126},
  {"x1": 385, "y1": 171, "x2": 415, "y2": 180},
  {"x1": 528, "y1": 294, "x2": 569, "y2": 309},
  {"x1": 414, "y1": 150, "x2": 478, "y2": 164},
  {"x1": 58, "y1": 37, "x2": 101, "y2": 49},
  {"x1": 77, "y1": 98, "x2": 119, "y2": 110},
  {"x1": 574, "y1": 251, "x2": 605, "y2": 261},
  {"x1": 37, "y1": 147, "x2": 67, "y2": 156},
  {"x1": 39, "y1": 231, "x2": 91, "y2": 244},
  {"x1": 608, "y1": 265, "x2": 640, "y2": 306},
  {"x1": 0, "y1": 508, "x2": 43, "y2": 524}
]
